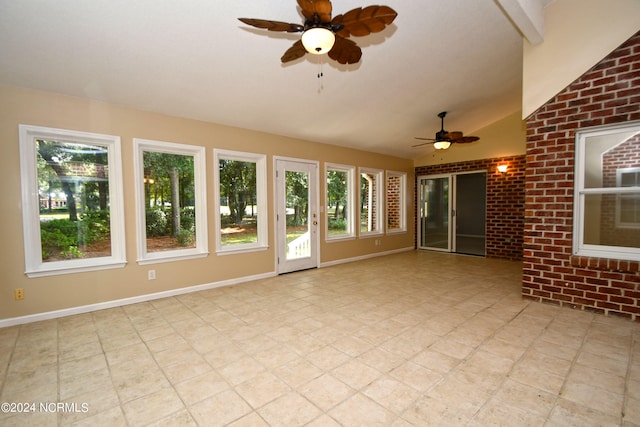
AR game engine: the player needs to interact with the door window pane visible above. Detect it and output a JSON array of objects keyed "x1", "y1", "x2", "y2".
[{"x1": 286, "y1": 170, "x2": 310, "y2": 260}]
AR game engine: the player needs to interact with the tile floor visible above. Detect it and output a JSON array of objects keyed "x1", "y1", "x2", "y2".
[{"x1": 1, "y1": 251, "x2": 639, "y2": 426}]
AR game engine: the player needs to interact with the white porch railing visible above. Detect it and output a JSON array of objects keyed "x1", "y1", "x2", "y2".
[{"x1": 287, "y1": 232, "x2": 310, "y2": 259}]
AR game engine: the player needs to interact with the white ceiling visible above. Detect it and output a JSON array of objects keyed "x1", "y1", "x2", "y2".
[{"x1": 0, "y1": 1, "x2": 549, "y2": 159}]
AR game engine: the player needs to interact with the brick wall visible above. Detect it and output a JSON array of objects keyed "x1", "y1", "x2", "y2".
[
  {"x1": 523, "y1": 30, "x2": 640, "y2": 320},
  {"x1": 415, "y1": 155, "x2": 525, "y2": 260},
  {"x1": 387, "y1": 175, "x2": 401, "y2": 229}
]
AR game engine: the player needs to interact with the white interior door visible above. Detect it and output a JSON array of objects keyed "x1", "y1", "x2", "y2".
[{"x1": 275, "y1": 159, "x2": 319, "y2": 274}]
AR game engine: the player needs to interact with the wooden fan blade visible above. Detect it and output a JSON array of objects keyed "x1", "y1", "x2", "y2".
[
  {"x1": 238, "y1": 18, "x2": 304, "y2": 33},
  {"x1": 451, "y1": 136, "x2": 480, "y2": 144},
  {"x1": 297, "y1": 0, "x2": 332, "y2": 23},
  {"x1": 412, "y1": 141, "x2": 434, "y2": 147},
  {"x1": 333, "y1": 5, "x2": 397, "y2": 38},
  {"x1": 414, "y1": 137, "x2": 436, "y2": 141},
  {"x1": 328, "y1": 35, "x2": 362, "y2": 64},
  {"x1": 444, "y1": 131, "x2": 463, "y2": 139},
  {"x1": 281, "y1": 40, "x2": 307, "y2": 63}
]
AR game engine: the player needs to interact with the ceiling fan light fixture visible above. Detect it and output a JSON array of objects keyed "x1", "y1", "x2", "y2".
[
  {"x1": 301, "y1": 27, "x2": 335, "y2": 54},
  {"x1": 433, "y1": 140, "x2": 451, "y2": 150}
]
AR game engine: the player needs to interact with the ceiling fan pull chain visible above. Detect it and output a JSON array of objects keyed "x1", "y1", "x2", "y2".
[{"x1": 317, "y1": 56, "x2": 325, "y2": 92}]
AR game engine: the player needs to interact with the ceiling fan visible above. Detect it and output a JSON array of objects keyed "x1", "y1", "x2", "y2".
[
  {"x1": 413, "y1": 112, "x2": 480, "y2": 150},
  {"x1": 238, "y1": 0, "x2": 397, "y2": 65}
]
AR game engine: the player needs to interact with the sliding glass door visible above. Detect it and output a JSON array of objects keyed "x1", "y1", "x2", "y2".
[
  {"x1": 418, "y1": 172, "x2": 486, "y2": 255},
  {"x1": 418, "y1": 175, "x2": 451, "y2": 251}
]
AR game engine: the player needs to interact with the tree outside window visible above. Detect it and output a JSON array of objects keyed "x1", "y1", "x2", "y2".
[
  {"x1": 134, "y1": 139, "x2": 207, "y2": 264},
  {"x1": 19, "y1": 125, "x2": 126, "y2": 277},
  {"x1": 214, "y1": 150, "x2": 267, "y2": 252},
  {"x1": 326, "y1": 164, "x2": 355, "y2": 239}
]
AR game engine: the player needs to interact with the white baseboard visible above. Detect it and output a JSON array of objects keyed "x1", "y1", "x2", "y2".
[
  {"x1": 1, "y1": 247, "x2": 416, "y2": 328},
  {"x1": 319, "y1": 246, "x2": 414, "y2": 268},
  {"x1": 0, "y1": 271, "x2": 277, "y2": 328}
]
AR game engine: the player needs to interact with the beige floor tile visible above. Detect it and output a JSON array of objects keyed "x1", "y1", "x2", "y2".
[
  {"x1": 162, "y1": 354, "x2": 212, "y2": 384},
  {"x1": 306, "y1": 345, "x2": 351, "y2": 371},
  {"x1": 121, "y1": 387, "x2": 185, "y2": 426},
  {"x1": 227, "y1": 411, "x2": 270, "y2": 427},
  {"x1": 258, "y1": 391, "x2": 322, "y2": 426},
  {"x1": 389, "y1": 361, "x2": 442, "y2": 393},
  {"x1": 363, "y1": 376, "x2": 422, "y2": 414},
  {"x1": 174, "y1": 370, "x2": 230, "y2": 406},
  {"x1": 329, "y1": 393, "x2": 396, "y2": 426},
  {"x1": 217, "y1": 356, "x2": 266, "y2": 386},
  {"x1": 358, "y1": 347, "x2": 406, "y2": 374},
  {"x1": 546, "y1": 398, "x2": 622, "y2": 427},
  {"x1": 235, "y1": 371, "x2": 291, "y2": 409},
  {"x1": 332, "y1": 359, "x2": 382, "y2": 390},
  {"x1": 562, "y1": 381, "x2": 624, "y2": 417},
  {"x1": 67, "y1": 406, "x2": 127, "y2": 427},
  {"x1": 190, "y1": 389, "x2": 252, "y2": 426},
  {"x1": 299, "y1": 373, "x2": 354, "y2": 411},
  {"x1": 272, "y1": 357, "x2": 323, "y2": 388},
  {"x1": 2, "y1": 251, "x2": 639, "y2": 426}
]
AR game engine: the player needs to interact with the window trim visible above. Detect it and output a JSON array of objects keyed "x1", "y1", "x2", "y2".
[
  {"x1": 19, "y1": 124, "x2": 126, "y2": 277},
  {"x1": 325, "y1": 163, "x2": 356, "y2": 241},
  {"x1": 386, "y1": 170, "x2": 407, "y2": 234},
  {"x1": 359, "y1": 167, "x2": 384, "y2": 237},
  {"x1": 213, "y1": 149, "x2": 268, "y2": 254},
  {"x1": 133, "y1": 138, "x2": 209, "y2": 265},
  {"x1": 573, "y1": 121, "x2": 640, "y2": 262}
]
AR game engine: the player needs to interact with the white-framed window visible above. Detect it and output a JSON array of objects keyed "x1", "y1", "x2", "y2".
[
  {"x1": 386, "y1": 170, "x2": 407, "y2": 233},
  {"x1": 359, "y1": 167, "x2": 384, "y2": 236},
  {"x1": 19, "y1": 124, "x2": 126, "y2": 277},
  {"x1": 214, "y1": 149, "x2": 267, "y2": 253},
  {"x1": 573, "y1": 121, "x2": 640, "y2": 261},
  {"x1": 325, "y1": 163, "x2": 356, "y2": 240},
  {"x1": 133, "y1": 139, "x2": 208, "y2": 264}
]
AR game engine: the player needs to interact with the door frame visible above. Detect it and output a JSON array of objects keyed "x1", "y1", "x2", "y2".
[
  {"x1": 274, "y1": 156, "x2": 320, "y2": 274},
  {"x1": 417, "y1": 170, "x2": 487, "y2": 254}
]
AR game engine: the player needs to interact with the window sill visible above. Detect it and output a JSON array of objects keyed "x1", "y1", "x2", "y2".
[
  {"x1": 137, "y1": 251, "x2": 208, "y2": 265},
  {"x1": 26, "y1": 260, "x2": 127, "y2": 278},
  {"x1": 570, "y1": 255, "x2": 639, "y2": 273},
  {"x1": 216, "y1": 245, "x2": 269, "y2": 256}
]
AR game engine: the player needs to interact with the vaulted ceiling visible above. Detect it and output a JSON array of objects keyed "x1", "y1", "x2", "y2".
[{"x1": 0, "y1": 0, "x2": 551, "y2": 159}]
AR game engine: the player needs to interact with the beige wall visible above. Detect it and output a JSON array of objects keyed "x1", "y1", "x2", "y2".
[
  {"x1": 413, "y1": 110, "x2": 526, "y2": 167},
  {"x1": 0, "y1": 85, "x2": 414, "y2": 323},
  {"x1": 522, "y1": 0, "x2": 640, "y2": 118}
]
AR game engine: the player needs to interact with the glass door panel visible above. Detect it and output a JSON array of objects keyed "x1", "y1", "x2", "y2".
[{"x1": 418, "y1": 175, "x2": 451, "y2": 251}]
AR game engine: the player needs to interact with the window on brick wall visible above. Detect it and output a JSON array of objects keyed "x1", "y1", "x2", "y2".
[
  {"x1": 573, "y1": 122, "x2": 640, "y2": 261},
  {"x1": 326, "y1": 163, "x2": 355, "y2": 240},
  {"x1": 386, "y1": 171, "x2": 406, "y2": 233}
]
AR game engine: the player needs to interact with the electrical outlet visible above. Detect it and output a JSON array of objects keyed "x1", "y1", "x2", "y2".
[
  {"x1": 14, "y1": 288, "x2": 24, "y2": 300},
  {"x1": 148, "y1": 270, "x2": 156, "y2": 280}
]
